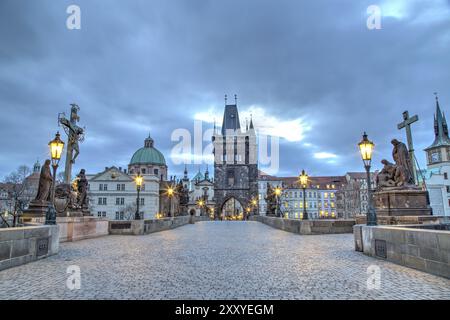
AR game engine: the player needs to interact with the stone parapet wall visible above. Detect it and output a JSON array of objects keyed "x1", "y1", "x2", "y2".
[
  {"x1": 355, "y1": 215, "x2": 447, "y2": 225},
  {"x1": 354, "y1": 224, "x2": 450, "y2": 279},
  {"x1": 57, "y1": 217, "x2": 109, "y2": 242},
  {"x1": 0, "y1": 225, "x2": 59, "y2": 271},
  {"x1": 109, "y1": 216, "x2": 191, "y2": 235},
  {"x1": 249, "y1": 215, "x2": 355, "y2": 235}
]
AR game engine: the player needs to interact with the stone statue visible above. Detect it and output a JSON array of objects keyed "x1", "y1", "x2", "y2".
[
  {"x1": 76, "y1": 169, "x2": 88, "y2": 209},
  {"x1": 34, "y1": 159, "x2": 53, "y2": 203},
  {"x1": 376, "y1": 139, "x2": 417, "y2": 190},
  {"x1": 391, "y1": 139, "x2": 414, "y2": 185},
  {"x1": 376, "y1": 159, "x2": 397, "y2": 188}
]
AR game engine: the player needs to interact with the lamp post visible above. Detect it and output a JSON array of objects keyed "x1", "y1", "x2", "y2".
[
  {"x1": 299, "y1": 169, "x2": 309, "y2": 220},
  {"x1": 134, "y1": 175, "x2": 143, "y2": 220},
  {"x1": 167, "y1": 186, "x2": 174, "y2": 219},
  {"x1": 274, "y1": 186, "x2": 282, "y2": 217},
  {"x1": 358, "y1": 132, "x2": 377, "y2": 226},
  {"x1": 49, "y1": 132, "x2": 65, "y2": 203},
  {"x1": 197, "y1": 199, "x2": 205, "y2": 216},
  {"x1": 251, "y1": 198, "x2": 258, "y2": 216}
]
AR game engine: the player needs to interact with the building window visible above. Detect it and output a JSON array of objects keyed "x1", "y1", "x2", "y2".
[
  {"x1": 445, "y1": 173, "x2": 448, "y2": 180},
  {"x1": 227, "y1": 169, "x2": 235, "y2": 186},
  {"x1": 154, "y1": 169, "x2": 159, "y2": 175},
  {"x1": 140, "y1": 198, "x2": 144, "y2": 205},
  {"x1": 116, "y1": 184, "x2": 121, "y2": 191},
  {"x1": 142, "y1": 168, "x2": 146, "y2": 174},
  {"x1": 97, "y1": 211, "x2": 102, "y2": 217},
  {"x1": 102, "y1": 198, "x2": 107, "y2": 205},
  {"x1": 98, "y1": 198, "x2": 102, "y2": 205},
  {"x1": 116, "y1": 198, "x2": 120, "y2": 205},
  {"x1": 115, "y1": 212, "x2": 119, "y2": 220},
  {"x1": 447, "y1": 186, "x2": 450, "y2": 193},
  {"x1": 102, "y1": 212, "x2": 106, "y2": 217}
]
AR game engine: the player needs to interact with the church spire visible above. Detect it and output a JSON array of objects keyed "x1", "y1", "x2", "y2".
[
  {"x1": 426, "y1": 93, "x2": 450, "y2": 150},
  {"x1": 183, "y1": 164, "x2": 188, "y2": 180}
]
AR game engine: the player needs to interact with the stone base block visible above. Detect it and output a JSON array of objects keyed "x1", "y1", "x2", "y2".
[
  {"x1": 57, "y1": 216, "x2": 109, "y2": 242},
  {"x1": 22, "y1": 201, "x2": 50, "y2": 219},
  {"x1": 374, "y1": 189, "x2": 431, "y2": 216}
]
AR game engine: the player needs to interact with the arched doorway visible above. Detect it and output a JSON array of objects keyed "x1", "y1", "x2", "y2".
[{"x1": 220, "y1": 197, "x2": 244, "y2": 220}]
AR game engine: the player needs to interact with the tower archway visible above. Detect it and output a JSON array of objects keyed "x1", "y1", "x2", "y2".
[{"x1": 220, "y1": 197, "x2": 245, "y2": 220}]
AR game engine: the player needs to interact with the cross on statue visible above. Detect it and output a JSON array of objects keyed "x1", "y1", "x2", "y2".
[
  {"x1": 58, "y1": 104, "x2": 85, "y2": 183},
  {"x1": 397, "y1": 110, "x2": 419, "y2": 185}
]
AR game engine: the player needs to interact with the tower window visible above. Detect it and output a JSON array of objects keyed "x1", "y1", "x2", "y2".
[{"x1": 227, "y1": 169, "x2": 235, "y2": 186}]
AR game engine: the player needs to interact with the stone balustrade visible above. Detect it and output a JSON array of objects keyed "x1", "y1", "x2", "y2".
[
  {"x1": 354, "y1": 224, "x2": 450, "y2": 279},
  {"x1": 0, "y1": 225, "x2": 59, "y2": 271},
  {"x1": 249, "y1": 215, "x2": 355, "y2": 235}
]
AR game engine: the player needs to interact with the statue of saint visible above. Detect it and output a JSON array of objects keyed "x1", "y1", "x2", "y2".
[
  {"x1": 76, "y1": 169, "x2": 88, "y2": 208},
  {"x1": 391, "y1": 139, "x2": 414, "y2": 185},
  {"x1": 376, "y1": 159, "x2": 396, "y2": 189},
  {"x1": 34, "y1": 159, "x2": 53, "y2": 202}
]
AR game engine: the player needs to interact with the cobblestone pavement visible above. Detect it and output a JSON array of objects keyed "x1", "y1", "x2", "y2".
[{"x1": 0, "y1": 221, "x2": 449, "y2": 300}]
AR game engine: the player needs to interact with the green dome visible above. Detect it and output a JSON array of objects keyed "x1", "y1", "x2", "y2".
[{"x1": 129, "y1": 135, "x2": 166, "y2": 166}]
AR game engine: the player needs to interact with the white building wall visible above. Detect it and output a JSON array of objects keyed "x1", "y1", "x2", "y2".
[
  {"x1": 425, "y1": 164, "x2": 450, "y2": 217},
  {"x1": 87, "y1": 168, "x2": 160, "y2": 220}
]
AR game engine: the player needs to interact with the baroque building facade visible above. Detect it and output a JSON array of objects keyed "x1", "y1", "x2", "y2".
[
  {"x1": 212, "y1": 99, "x2": 258, "y2": 219},
  {"x1": 87, "y1": 135, "x2": 166, "y2": 220}
]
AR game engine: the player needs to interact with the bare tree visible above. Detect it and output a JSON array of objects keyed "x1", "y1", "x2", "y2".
[{"x1": 3, "y1": 165, "x2": 32, "y2": 227}]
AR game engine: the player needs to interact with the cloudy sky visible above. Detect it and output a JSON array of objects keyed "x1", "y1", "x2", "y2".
[{"x1": 1, "y1": 0, "x2": 449, "y2": 179}]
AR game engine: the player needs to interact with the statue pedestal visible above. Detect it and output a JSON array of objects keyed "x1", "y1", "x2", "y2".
[
  {"x1": 374, "y1": 189, "x2": 431, "y2": 216},
  {"x1": 22, "y1": 200, "x2": 49, "y2": 219}
]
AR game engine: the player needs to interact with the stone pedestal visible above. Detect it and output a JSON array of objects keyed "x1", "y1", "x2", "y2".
[
  {"x1": 22, "y1": 200, "x2": 49, "y2": 220},
  {"x1": 374, "y1": 189, "x2": 431, "y2": 216}
]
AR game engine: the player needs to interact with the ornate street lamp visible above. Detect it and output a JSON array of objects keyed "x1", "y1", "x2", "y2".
[
  {"x1": 134, "y1": 174, "x2": 144, "y2": 220},
  {"x1": 274, "y1": 186, "x2": 282, "y2": 217},
  {"x1": 299, "y1": 169, "x2": 309, "y2": 220},
  {"x1": 167, "y1": 185, "x2": 175, "y2": 219},
  {"x1": 358, "y1": 132, "x2": 377, "y2": 226},
  {"x1": 251, "y1": 197, "x2": 258, "y2": 215},
  {"x1": 48, "y1": 132, "x2": 65, "y2": 203}
]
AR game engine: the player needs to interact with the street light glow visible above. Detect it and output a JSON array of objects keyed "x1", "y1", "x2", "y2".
[{"x1": 49, "y1": 131, "x2": 64, "y2": 166}]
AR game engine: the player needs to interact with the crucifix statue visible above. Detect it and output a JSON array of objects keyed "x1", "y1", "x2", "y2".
[
  {"x1": 397, "y1": 110, "x2": 418, "y2": 185},
  {"x1": 59, "y1": 104, "x2": 85, "y2": 183}
]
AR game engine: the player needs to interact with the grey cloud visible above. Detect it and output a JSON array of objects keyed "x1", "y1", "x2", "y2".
[{"x1": 0, "y1": 0, "x2": 449, "y2": 178}]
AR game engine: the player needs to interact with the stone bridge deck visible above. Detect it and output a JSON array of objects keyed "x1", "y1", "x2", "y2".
[{"x1": 0, "y1": 221, "x2": 449, "y2": 299}]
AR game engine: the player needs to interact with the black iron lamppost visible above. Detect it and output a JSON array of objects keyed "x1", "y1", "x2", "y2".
[
  {"x1": 167, "y1": 185, "x2": 175, "y2": 219},
  {"x1": 299, "y1": 169, "x2": 309, "y2": 220},
  {"x1": 358, "y1": 132, "x2": 377, "y2": 226},
  {"x1": 197, "y1": 199, "x2": 205, "y2": 216},
  {"x1": 274, "y1": 186, "x2": 282, "y2": 217},
  {"x1": 134, "y1": 175, "x2": 143, "y2": 220},
  {"x1": 251, "y1": 197, "x2": 258, "y2": 215},
  {"x1": 49, "y1": 132, "x2": 65, "y2": 203}
]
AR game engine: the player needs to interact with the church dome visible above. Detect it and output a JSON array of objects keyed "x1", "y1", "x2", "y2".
[{"x1": 129, "y1": 135, "x2": 166, "y2": 166}]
